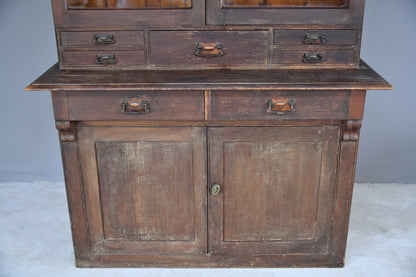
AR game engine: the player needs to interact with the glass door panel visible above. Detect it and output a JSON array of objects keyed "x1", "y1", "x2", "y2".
[
  {"x1": 223, "y1": 0, "x2": 348, "y2": 8},
  {"x1": 207, "y1": 0, "x2": 362, "y2": 25},
  {"x1": 68, "y1": 0, "x2": 192, "y2": 9}
]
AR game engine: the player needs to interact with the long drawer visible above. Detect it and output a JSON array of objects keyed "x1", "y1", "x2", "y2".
[
  {"x1": 66, "y1": 91, "x2": 205, "y2": 120},
  {"x1": 211, "y1": 90, "x2": 350, "y2": 120},
  {"x1": 150, "y1": 31, "x2": 268, "y2": 68}
]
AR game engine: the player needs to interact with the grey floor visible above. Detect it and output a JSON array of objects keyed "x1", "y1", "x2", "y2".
[{"x1": 0, "y1": 182, "x2": 415, "y2": 277}]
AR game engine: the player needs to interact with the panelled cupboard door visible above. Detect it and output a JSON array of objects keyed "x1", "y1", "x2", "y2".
[
  {"x1": 77, "y1": 126, "x2": 207, "y2": 255},
  {"x1": 207, "y1": 0, "x2": 365, "y2": 25},
  {"x1": 52, "y1": 0, "x2": 205, "y2": 27},
  {"x1": 208, "y1": 126, "x2": 340, "y2": 255}
]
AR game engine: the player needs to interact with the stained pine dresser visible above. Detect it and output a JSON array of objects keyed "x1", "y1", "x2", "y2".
[{"x1": 27, "y1": 0, "x2": 392, "y2": 267}]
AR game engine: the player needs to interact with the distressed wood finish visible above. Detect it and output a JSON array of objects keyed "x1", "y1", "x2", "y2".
[
  {"x1": 65, "y1": 90, "x2": 205, "y2": 120},
  {"x1": 51, "y1": 0, "x2": 365, "y2": 69},
  {"x1": 208, "y1": 126, "x2": 340, "y2": 255},
  {"x1": 76, "y1": 126, "x2": 207, "y2": 256},
  {"x1": 28, "y1": 0, "x2": 393, "y2": 268},
  {"x1": 211, "y1": 90, "x2": 350, "y2": 120},
  {"x1": 150, "y1": 31, "x2": 269, "y2": 68},
  {"x1": 26, "y1": 61, "x2": 393, "y2": 91}
]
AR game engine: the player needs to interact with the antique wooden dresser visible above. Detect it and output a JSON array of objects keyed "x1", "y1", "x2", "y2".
[{"x1": 27, "y1": 0, "x2": 392, "y2": 267}]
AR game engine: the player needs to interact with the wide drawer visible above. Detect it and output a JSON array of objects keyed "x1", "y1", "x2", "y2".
[
  {"x1": 271, "y1": 49, "x2": 356, "y2": 66},
  {"x1": 61, "y1": 50, "x2": 145, "y2": 69},
  {"x1": 274, "y1": 29, "x2": 357, "y2": 46},
  {"x1": 61, "y1": 31, "x2": 145, "y2": 49},
  {"x1": 150, "y1": 31, "x2": 268, "y2": 68},
  {"x1": 211, "y1": 91, "x2": 350, "y2": 120},
  {"x1": 66, "y1": 91, "x2": 205, "y2": 120}
]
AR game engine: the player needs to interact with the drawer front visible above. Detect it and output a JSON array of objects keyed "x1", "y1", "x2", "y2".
[
  {"x1": 62, "y1": 51, "x2": 145, "y2": 69},
  {"x1": 66, "y1": 91, "x2": 205, "y2": 120},
  {"x1": 274, "y1": 29, "x2": 357, "y2": 46},
  {"x1": 272, "y1": 50, "x2": 356, "y2": 66},
  {"x1": 211, "y1": 91, "x2": 350, "y2": 120},
  {"x1": 61, "y1": 31, "x2": 145, "y2": 49},
  {"x1": 150, "y1": 31, "x2": 268, "y2": 67}
]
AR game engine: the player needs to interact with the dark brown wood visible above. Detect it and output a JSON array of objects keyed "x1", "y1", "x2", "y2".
[
  {"x1": 61, "y1": 50, "x2": 145, "y2": 69},
  {"x1": 65, "y1": 90, "x2": 205, "y2": 120},
  {"x1": 208, "y1": 126, "x2": 340, "y2": 255},
  {"x1": 150, "y1": 31, "x2": 269, "y2": 67},
  {"x1": 272, "y1": 49, "x2": 356, "y2": 67},
  {"x1": 348, "y1": 89, "x2": 366, "y2": 119},
  {"x1": 28, "y1": 0, "x2": 393, "y2": 268},
  {"x1": 76, "y1": 126, "x2": 207, "y2": 255},
  {"x1": 52, "y1": 0, "x2": 205, "y2": 27},
  {"x1": 26, "y1": 61, "x2": 393, "y2": 91},
  {"x1": 207, "y1": 0, "x2": 364, "y2": 25},
  {"x1": 211, "y1": 90, "x2": 350, "y2": 120},
  {"x1": 68, "y1": 0, "x2": 192, "y2": 9},
  {"x1": 51, "y1": 91, "x2": 68, "y2": 120},
  {"x1": 61, "y1": 31, "x2": 145, "y2": 49},
  {"x1": 274, "y1": 29, "x2": 357, "y2": 46},
  {"x1": 224, "y1": 0, "x2": 348, "y2": 8}
]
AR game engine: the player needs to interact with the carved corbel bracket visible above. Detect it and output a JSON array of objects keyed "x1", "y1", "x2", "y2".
[
  {"x1": 55, "y1": 120, "x2": 76, "y2": 142},
  {"x1": 343, "y1": 120, "x2": 362, "y2": 141}
]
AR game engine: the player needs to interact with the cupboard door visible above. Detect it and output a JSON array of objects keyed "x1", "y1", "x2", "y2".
[
  {"x1": 208, "y1": 126, "x2": 340, "y2": 255},
  {"x1": 77, "y1": 126, "x2": 207, "y2": 255},
  {"x1": 52, "y1": 0, "x2": 204, "y2": 27},
  {"x1": 207, "y1": 0, "x2": 364, "y2": 25}
]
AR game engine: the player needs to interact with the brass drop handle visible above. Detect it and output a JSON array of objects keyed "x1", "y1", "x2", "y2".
[
  {"x1": 211, "y1": 184, "x2": 221, "y2": 195},
  {"x1": 303, "y1": 53, "x2": 324, "y2": 64},
  {"x1": 94, "y1": 34, "x2": 114, "y2": 45},
  {"x1": 195, "y1": 43, "x2": 224, "y2": 57},
  {"x1": 267, "y1": 99, "x2": 295, "y2": 114},
  {"x1": 121, "y1": 99, "x2": 150, "y2": 114},
  {"x1": 304, "y1": 34, "x2": 326, "y2": 45},
  {"x1": 96, "y1": 54, "x2": 116, "y2": 65}
]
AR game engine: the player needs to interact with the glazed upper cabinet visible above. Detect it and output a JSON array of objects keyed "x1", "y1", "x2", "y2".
[
  {"x1": 55, "y1": 0, "x2": 364, "y2": 26},
  {"x1": 207, "y1": 0, "x2": 364, "y2": 25},
  {"x1": 54, "y1": 0, "x2": 205, "y2": 26},
  {"x1": 53, "y1": 0, "x2": 365, "y2": 69}
]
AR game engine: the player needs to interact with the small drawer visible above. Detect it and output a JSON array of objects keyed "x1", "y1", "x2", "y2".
[
  {"x1": 271, "y1": 49, "x2": 356, "y2": 66},
  {"x1": 211, "y1": 91, "x2": 350, "y2": 120},
  {"x1": 61, "y1": 31, "x2": 144, "y2": 49},
  {"x1": 150, "y1": 31, "x2": 268, "y2": 67},
  {"x1": 274, "y1": 29, "x2": 357, "y2": 46},
  {"x1": 62, "y1": 51, "x2": 145, "y2": 69},
  {"x1": 66, "y1": 91, "x2": 205, "y2": 121}
]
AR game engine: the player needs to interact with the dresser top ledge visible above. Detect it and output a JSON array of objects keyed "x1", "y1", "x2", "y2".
[{"x1": 26, "y1": 60, "x2": 392, "y2": 92}]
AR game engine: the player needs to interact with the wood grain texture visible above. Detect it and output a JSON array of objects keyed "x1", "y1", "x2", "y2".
[
  {"x1": 208, "y1": 126, "x2": 340, "y2": 255},
  {"x1": 272, "y1": 49, "x2": 356, "y2": 66},
  {"x1": 66, "y1": 90, "x2": 205, "y2": 120},
  {"x1": 62, "y1": 50, "x2": 145, "y2": 69},
  {"x1": 61, "y1": 31, "x2": 145, "y2": 49},
  {"x1": 76, "y1": 126, "x2": 207, "y2": 255},
  {"x1": 274, "y1": 29, "x2": 357, "y2": 45},
  {"x1": 211, "y1": 90, "x2": 350, "y2": 120},
  {"x1": 26, "y1": 61, "x2": 393, "y2": 91},
  {"x1": 150, "y1": 31, "x2": 268, "y2": 67}
]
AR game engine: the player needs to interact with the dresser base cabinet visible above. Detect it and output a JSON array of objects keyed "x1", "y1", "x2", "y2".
[
  {"x1": 52, "y1": 91, "x2": 366, "y2": 268},
  {"x1": 27, "y1": 63, "x2": 392, "y2": 267}
]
